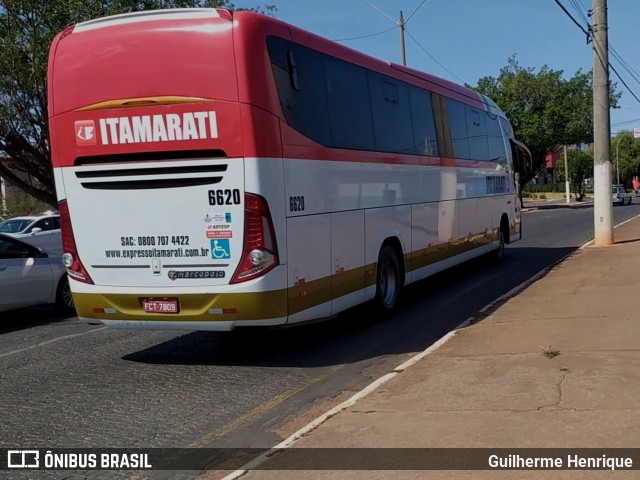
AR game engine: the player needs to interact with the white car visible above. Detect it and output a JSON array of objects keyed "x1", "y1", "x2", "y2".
[
  {"x1": 612, "y1": 186, "x2": 632, "y2": 206},
  {"x1": 0, "y1": 214, "x2": 61, "y2": 238},
  {"x1": 0, "y1": 232, "x2": 74, "y2": 313}
]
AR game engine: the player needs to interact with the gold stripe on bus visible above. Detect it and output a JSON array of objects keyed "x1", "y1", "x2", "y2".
[
  {"x1": 73, "y1": 290, "x2": 287, "y2": 322},
  {"x1": 74, "y1": 96, "x2": 214, "y2": 112},
  {"x1": 287, "y1": 265, "x2": 374, "y2": 315},
  {"x1": 406, "y1": 230, "x2": 498, "y2": 271}
]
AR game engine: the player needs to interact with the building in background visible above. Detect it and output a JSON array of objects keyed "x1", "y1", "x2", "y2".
[{"x1": 0, "y1": 156, "x2": 36, "y2": 217}]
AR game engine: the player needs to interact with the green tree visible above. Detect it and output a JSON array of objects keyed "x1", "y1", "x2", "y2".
[
  {"x1": 611, "y1": 130, "x2": 640, "y2": 185},
  {"x1": 470, "y1": 54, "x2": 621, "y2": 191},
  {"x1": 0, "y1": 0, "x2": 275, "y2": 207},
  {"x1": 555, "y1": 148, "x2": 593, "y2": 201}
]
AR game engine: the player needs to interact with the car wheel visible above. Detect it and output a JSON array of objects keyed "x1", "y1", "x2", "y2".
[{"x1": 56, "y1": 275, "x2": 75, "y2": 312}]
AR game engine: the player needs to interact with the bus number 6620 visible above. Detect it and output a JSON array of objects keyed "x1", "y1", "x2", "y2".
[
  {"x1": 208, "y1": 189, "x2": 241, "y2": 206},
  {"x1": 289, "y1": 195, "x2": 305, "y2": 212}
]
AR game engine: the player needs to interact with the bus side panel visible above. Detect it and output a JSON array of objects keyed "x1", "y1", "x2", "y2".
[
  {"x1": 330, "y1": 211, "x2": 366, "y2": 315},
  {"x1": 477, "y1": 196, "x2": 496, "y2": 244},
  {"x1": 438, "y1": 199, "x2": 459, "y2": 248},
  {"x1": 409, "y1": 203, "x2": 439, "y2": 283},
  {"x1": 286, "y1": 215, "x2": 331, "y2": 323},
  {"x1": 458, "y1": 198, "x2": 479, "y2": 250}
]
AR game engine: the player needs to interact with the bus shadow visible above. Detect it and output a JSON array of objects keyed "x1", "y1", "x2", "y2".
[{"x1": 123, "y1": 245, "x2": 577, "y2": 368}]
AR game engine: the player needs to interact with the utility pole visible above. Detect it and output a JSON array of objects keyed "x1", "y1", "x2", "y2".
[
  {"x1": 399, "y1": 10, "x2": 406, "y2": 66},
  {"x1": 564, "y1": 145, "x2": 571, "y2": 204},
  {"x1": 592, "y1": 0, "x2": 613, "y2": 246},
  {"x1": 0, "y1": 177, "x2": 6, "y2": 217}
]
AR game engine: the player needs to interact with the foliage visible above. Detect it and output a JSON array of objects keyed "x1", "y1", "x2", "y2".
[
  {"x1": 469, "y1": 54, "x2": 621, "y2": 190},
  {"x1": 522, "y1": 183, "x2": 567, "y2": 193},
  {"x1": 0, "y1": 0, "x2": 275, "y2": 207},
  {"x1": 1, "y1": 191, "x2": 50, "y2": 218},
  {"x1": 611, "y1": 130, "x2": 640, "y2": 184},
  {"x1": 555, "y1": 148, "x2": 593, "y2": 201}
]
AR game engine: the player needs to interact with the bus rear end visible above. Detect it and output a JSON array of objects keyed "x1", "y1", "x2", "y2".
[{"x1": 48, "y1": 9, "x2": 287, "y2": 330}]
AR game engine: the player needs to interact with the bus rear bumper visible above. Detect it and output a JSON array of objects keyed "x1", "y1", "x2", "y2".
[
  {"x1": 82, "y1": 318, "x2": 288, "y2": 331},
  {"x1": 72, "y1": 288, "x2": 288, "y2": 331}
]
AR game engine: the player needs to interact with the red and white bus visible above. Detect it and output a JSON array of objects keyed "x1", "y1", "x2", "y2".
[{"x1": 47, "y1": 8, "x2": 532, "y2": 331}]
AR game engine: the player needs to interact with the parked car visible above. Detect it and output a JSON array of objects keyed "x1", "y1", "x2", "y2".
[
  {"x1": 0, "y1": 214, "x2": 61, "y2": 238},
  {"x1": 612, "y1": 186, "x2": 632, "y2": 206},
  {"x1": 0, "y1": 232, "x2": 74, "y2": 313}
]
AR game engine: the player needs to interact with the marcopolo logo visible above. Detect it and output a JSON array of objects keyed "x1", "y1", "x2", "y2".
[{"x1": 7, "y1": 450, "x2": 39, "y2": 468}]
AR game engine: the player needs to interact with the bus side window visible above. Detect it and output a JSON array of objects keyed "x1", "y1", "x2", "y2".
[
  {"x1": 287, "y1": 50, "x2": 299, "y2": 90},
  {"x1": 486, "y1": 112, "x2": 507, "y2": 167}
]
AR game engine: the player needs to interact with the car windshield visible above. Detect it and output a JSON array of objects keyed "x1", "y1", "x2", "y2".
[{"x1": 0, "y1": 219, "x2": 32, "y2": 233}]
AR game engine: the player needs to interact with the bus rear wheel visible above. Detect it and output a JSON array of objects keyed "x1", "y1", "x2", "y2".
[
  {"x1": 495, "y1": 217, "x2": 509, "y2": 261},
  {"x1": 373, "y1": 246, "x2": 401, "y2": 319}
]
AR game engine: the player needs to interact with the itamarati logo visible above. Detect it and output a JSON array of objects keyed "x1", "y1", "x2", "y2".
[{"x1": 75, "y1": 111, "x2": 218, "y2": 146}]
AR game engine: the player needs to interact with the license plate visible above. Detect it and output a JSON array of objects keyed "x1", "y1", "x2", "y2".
[{"x1": 142, "y1": 298, "x2": 179, "y2": 314}]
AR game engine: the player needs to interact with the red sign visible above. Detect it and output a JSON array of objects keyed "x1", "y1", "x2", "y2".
[
  {"x1": 75, "y1": 120, "x2": 97, "y2": 146},
  {"x1": 207, "y1": 230, "x2": 232, "y2": 239}
]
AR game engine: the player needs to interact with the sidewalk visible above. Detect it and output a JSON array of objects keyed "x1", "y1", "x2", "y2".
[
  {"x1": 522, "y1": 197, "x2": 594, "y2": 212},
  {"x1": 226, "y1": 216, "x2": 640, "y2": 479}
]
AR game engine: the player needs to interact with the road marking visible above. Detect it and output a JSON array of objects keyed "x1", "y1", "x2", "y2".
[
  {"x1": 220, "y1": 212, "x2": 640, "y2": 480},
  {"x1": 187, "y1": 365, "x2": 343, "y2": 448},
  {"x1": 0, "y1": 326, "x2": 107, "y2": 359}
]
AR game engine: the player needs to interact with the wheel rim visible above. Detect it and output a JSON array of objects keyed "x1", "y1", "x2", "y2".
[
  {"x1": 62, "y1": 281, "x2": 74, "y2": 309},
  {"x1": 498, "y1": 231, "x2": 505, "y2": 257},
  {"x1": 379, "y1": 261, "x2": 397, "y2": 307}
]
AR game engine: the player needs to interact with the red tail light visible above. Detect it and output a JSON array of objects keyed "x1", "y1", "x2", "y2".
[
  {"x1": 59, "y1": 199, "x2": 94, "y2": 284},
  {"x1": 231, "y1": 193, "x2": 279, "y2": 284}
]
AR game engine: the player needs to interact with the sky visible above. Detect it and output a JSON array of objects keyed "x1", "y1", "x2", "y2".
[{"x1": 233, "y1": 0, "x2": 640, "y2": 136}]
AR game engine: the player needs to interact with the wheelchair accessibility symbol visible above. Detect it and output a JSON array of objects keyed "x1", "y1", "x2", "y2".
[{"x1": 211, "y1": 239, "x2": 231, "y2": 260}]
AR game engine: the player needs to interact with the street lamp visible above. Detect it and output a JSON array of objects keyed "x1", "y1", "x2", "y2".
[{"x1": 615, "y1": 136, "x2": 622, "y2": 186}]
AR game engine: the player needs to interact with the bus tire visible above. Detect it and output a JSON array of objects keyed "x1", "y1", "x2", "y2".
[
  {"x1": 373, "y1": 246, "x2": 401, "y2": 319},
  {"x1": 495, "y1": 216, "x2": 510, "y2": 261}
]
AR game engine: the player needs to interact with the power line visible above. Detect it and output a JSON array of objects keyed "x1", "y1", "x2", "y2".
[
  {"x1": 553, "y1": 0, "x2": 591, "y2": 39},
  {"x1": 332, "y1": 27, "x2": 396, "y2": 42},
  {"x1": 609, "y1": 62, "x2": 640, "y2": 105},
  {"x1": 359, "y1": 0, "x2": 397, "y2": 25},
  {"x1": 405, "y1": 0, "x2": 428, "y2": 24},
  {"x1": 553, "y1": 0, "x2": 640, "y2": 106},
  {"x1": 568, "y1": 0, "x2": 589, "y2": 24},
  {"x1": 568, "y1": 0, "x2": 640, "y2": 90},
  {"x1": 610, "y1": 46, "x2": 640, "y2": 89},
  {"x1": 612, "y1": 118, "x2": 640, "y2": 127},
  {"x1": 403, "y1": 28, "x2": 466, "y2": 84}
]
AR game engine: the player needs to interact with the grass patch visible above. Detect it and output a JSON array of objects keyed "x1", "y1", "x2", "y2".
[{"x1": 540, "y1": 344, "x2": 561, "y2": 359}]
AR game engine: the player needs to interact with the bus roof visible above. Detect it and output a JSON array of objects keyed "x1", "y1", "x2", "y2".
[
  {"x1": 51, "y1": 8, "x2": 506, "y2": 121},
  {"x1": 74, "y1": 8, "x2": 223, "y2": 32}
]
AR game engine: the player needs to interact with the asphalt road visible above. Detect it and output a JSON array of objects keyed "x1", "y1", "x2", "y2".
[{"x1": 2, "y1": 203, "x2": 639, "y2": 480}]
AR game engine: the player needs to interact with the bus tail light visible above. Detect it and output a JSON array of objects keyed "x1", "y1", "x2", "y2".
[
  {"x1": 231, "y1": 193, "x2": 279, "y2": 284},
  {"x1": 59, "y1": 199, "x2": 94, "y2": 284}
]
